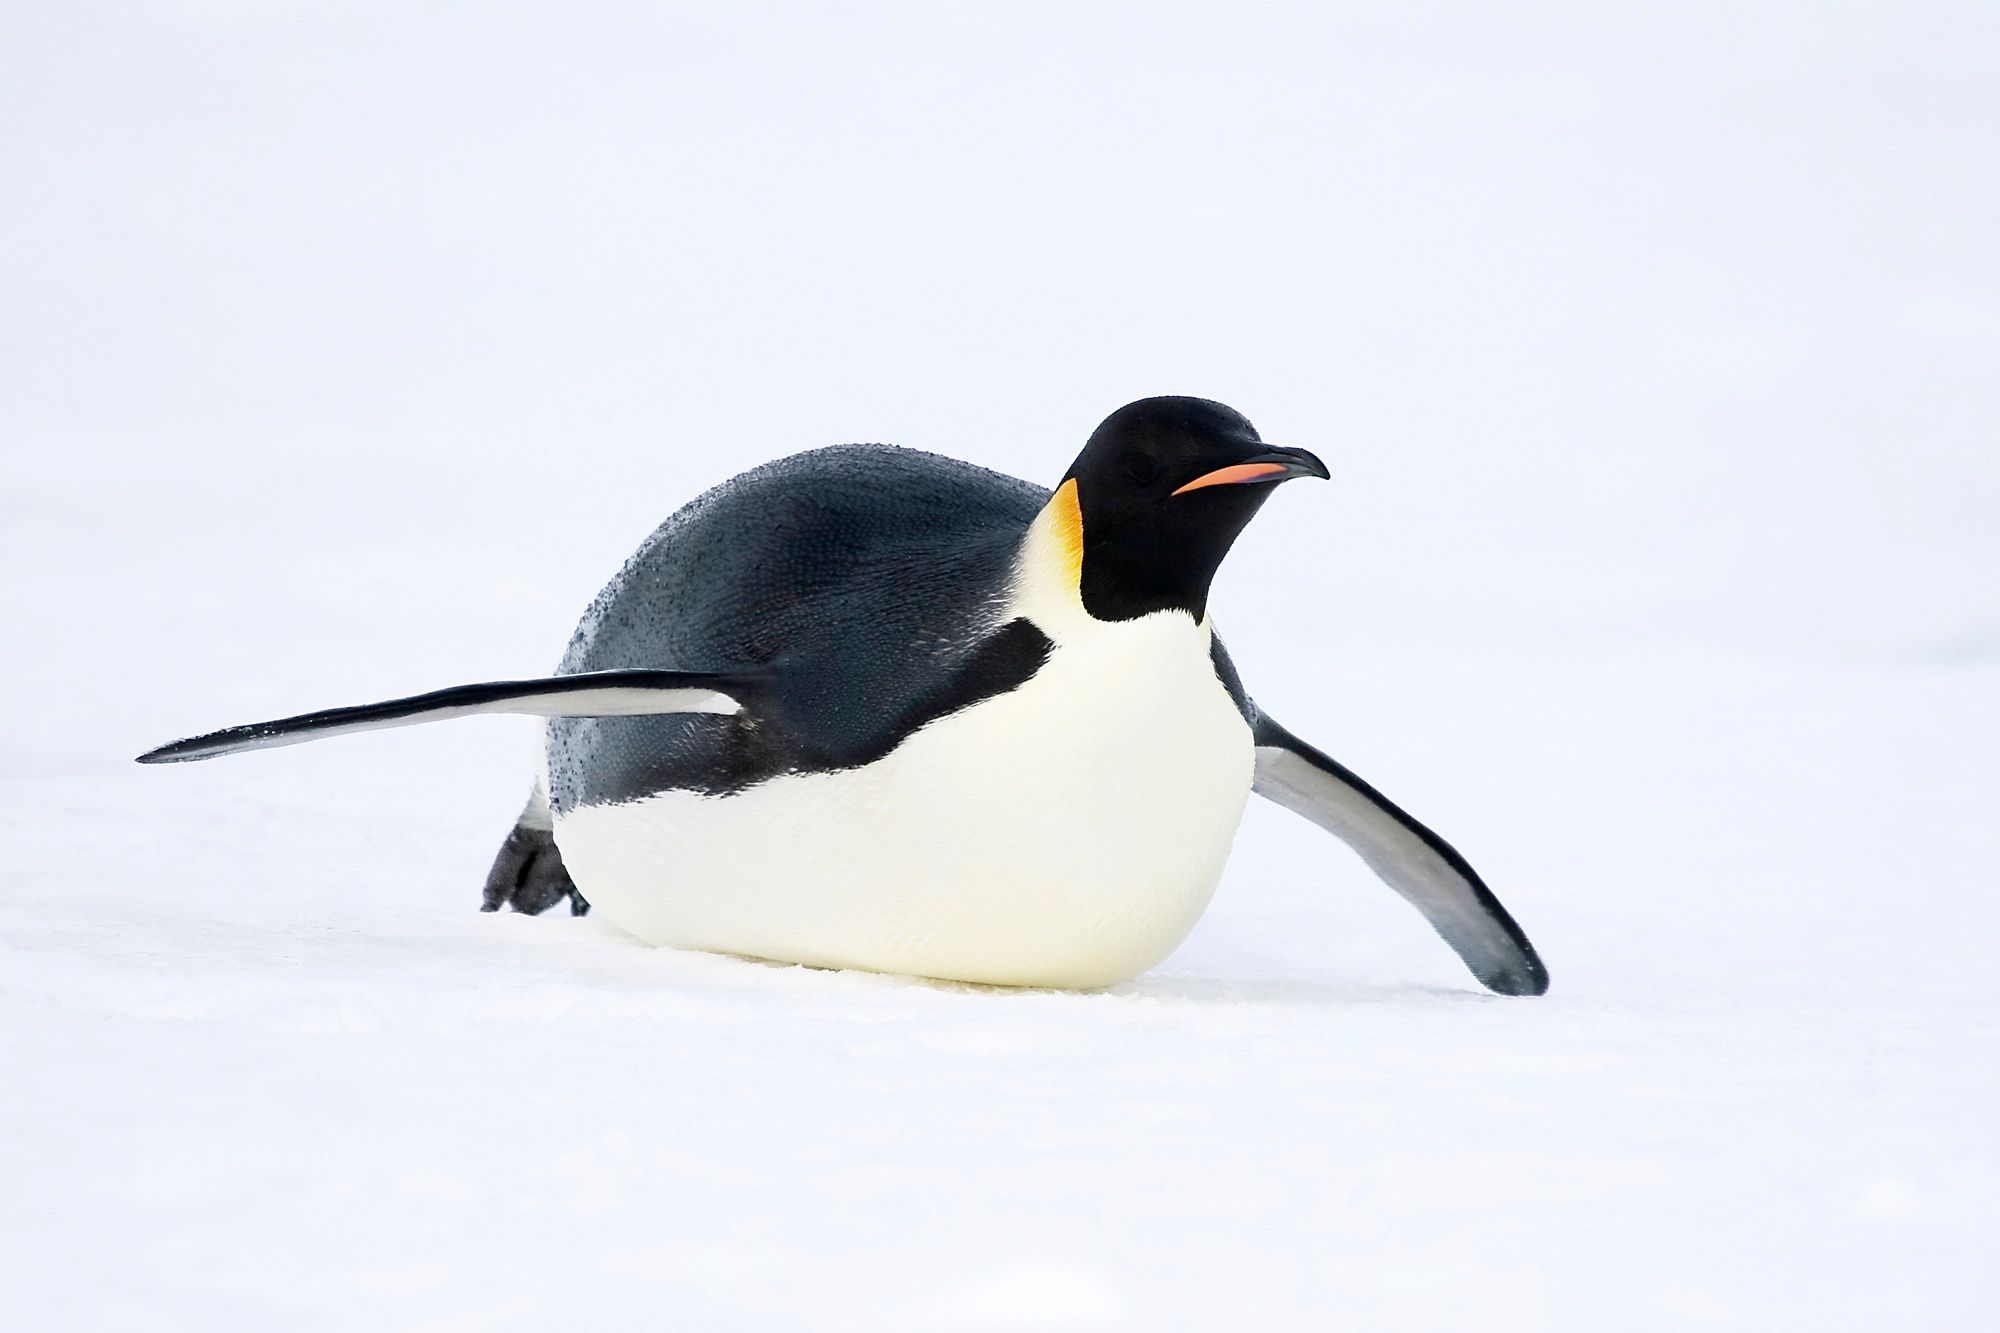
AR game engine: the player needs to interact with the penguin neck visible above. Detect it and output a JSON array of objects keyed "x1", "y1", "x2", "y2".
[{"x1": 1012, "y1": 480, "x2": 1212, "y2": 644}]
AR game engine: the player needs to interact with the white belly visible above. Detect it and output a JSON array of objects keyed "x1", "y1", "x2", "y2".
[{"x1": 550, "y1": 613, "x2": 1253, "y2": 988}]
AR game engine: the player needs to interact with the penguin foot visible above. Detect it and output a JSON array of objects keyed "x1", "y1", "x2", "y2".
[{"x1": 480, "y1": 821, "x2": 589, "y2": 916}]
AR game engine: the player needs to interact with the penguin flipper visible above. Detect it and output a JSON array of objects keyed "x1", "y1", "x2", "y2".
[
  {"x1": 136, "y1": 669, "x2": 760, "y2": 764},
  {"x1": 1250, "y1": 711, "x2": 1549, "y2": 997}
]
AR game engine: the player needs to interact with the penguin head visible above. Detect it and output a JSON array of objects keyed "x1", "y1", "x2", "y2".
[{"x1": 1061, "y1": 396, "x2": 1327, "y2": 622}]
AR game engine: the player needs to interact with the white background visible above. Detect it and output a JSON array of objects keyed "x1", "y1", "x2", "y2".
[{"x1": 4, "y1": 3, "x2": 1996, "y2": 1328}]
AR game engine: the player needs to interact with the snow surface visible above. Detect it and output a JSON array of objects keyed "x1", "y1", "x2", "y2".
[{"x1": 5, "y1": 4, "x2": 1998, "y2": 1329}]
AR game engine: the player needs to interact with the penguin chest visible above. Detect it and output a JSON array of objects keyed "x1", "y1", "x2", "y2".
[{"x1": 550, "y1": 614, "x2": 1254, "y2": 988}]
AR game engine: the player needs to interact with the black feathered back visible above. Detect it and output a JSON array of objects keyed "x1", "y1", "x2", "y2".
[{"x1": 547, "y1": 444, "x2": 1052, "y2": 809}]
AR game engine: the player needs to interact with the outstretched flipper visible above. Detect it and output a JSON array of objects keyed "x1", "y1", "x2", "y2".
[
  {"x1": 1251, "y1": 711, "x2": 1549, "y2": 996},
  {"x1": 136, "y1": 668, "x2": 760, "y2": 764}
]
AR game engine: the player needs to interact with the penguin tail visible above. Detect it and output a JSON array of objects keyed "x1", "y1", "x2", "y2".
[{"x1": 135, "y1": 668, "x2": 763, "y2": 764}]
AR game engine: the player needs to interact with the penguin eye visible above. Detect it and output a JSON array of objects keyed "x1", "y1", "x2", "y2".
[{"x1": 1122, "y1": 452, "x2": 1162, "y2": 486}]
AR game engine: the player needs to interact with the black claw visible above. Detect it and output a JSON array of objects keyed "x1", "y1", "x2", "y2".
[{"x1": 479, "y1": 821, "x2": 582, "y2": 916}]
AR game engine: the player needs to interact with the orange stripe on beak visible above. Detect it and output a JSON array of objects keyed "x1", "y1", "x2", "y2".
[{"x1": 1170, "y1": 461, "x2": 1289, "y2": 496}]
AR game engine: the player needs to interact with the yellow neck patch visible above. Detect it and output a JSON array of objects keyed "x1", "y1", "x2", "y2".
[{"x1": 1048, "y1": 478, "x2": 1084, "y2": 588}]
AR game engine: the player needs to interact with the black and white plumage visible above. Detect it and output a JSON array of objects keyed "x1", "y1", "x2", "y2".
[{"x1": 140, "y1": 397, "x2": 1548, "y2": 995}]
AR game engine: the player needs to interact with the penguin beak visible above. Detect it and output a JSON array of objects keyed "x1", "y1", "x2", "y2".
[{"x1": 1171, "y1": 446, "x2": 1330, "y2": 497}]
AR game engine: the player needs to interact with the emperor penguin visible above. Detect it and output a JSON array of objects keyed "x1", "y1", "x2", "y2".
[{"x1": 141, "y1": 397, "x2": 1548, "y2": 995}]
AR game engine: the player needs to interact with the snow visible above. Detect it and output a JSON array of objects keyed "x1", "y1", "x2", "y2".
[{"x1": 4, "y1": 3, "x2": 1997, "y2": 1329}]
